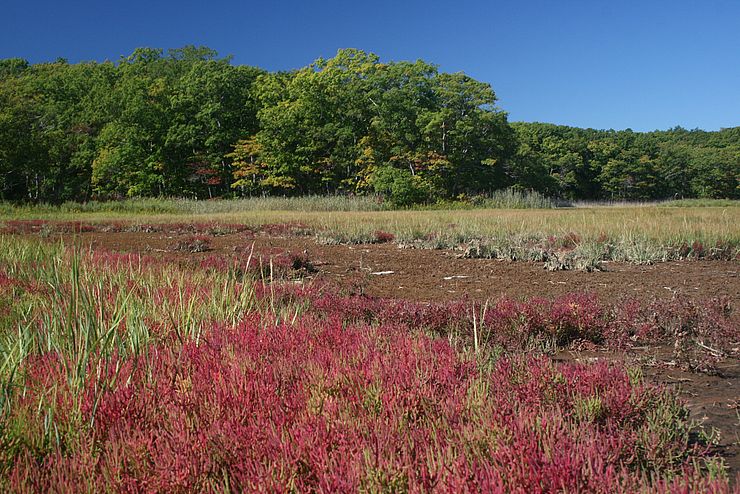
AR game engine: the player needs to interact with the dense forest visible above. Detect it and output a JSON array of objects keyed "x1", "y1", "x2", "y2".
[{"x1": 0, "y1": 46, "x2": 737, "y2": 204}]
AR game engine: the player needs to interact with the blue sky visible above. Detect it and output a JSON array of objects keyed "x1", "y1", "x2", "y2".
[{"x1": 2, "y1": 0, "x2": 738, "y2": 131}]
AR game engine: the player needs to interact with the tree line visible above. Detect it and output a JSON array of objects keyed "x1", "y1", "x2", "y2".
[{"x1": 0, "y1": 46, "x2": 737, "y2": 204}]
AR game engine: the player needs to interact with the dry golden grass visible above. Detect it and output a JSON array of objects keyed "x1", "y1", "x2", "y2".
[{"x1": 2, "y1": 200, "x2": 738, "y2": 246}]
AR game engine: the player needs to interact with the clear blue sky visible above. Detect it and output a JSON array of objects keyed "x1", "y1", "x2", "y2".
[{"x1": 2, "y1": 0, "x2": 738, "y2": 131}]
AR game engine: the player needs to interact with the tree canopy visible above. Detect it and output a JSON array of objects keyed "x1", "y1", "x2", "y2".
[{"x1": 0, "y1": 47, "x2": 737, "y2": 203}]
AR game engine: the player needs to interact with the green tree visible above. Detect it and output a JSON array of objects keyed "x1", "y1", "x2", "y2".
[
  {"x1": 689, "y1": 146, "x2": 739, "y2": 199},
  {"x1": 1, "y1": 47, "x2": 738, "y2": 203},
  {"x1": 0, "y1": 61, "x2": 44, "y2": 200},
  {"x1": 92, "y1": 49, "x2": 170, "y2": 197},
  {"x1": 166, "y1": 59, "x2": 263, "y2": 197}
]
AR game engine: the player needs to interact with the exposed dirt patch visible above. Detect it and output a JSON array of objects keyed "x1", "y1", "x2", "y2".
[{"x1": 53, "y1": 230, "x2": 740, "y2": 305}]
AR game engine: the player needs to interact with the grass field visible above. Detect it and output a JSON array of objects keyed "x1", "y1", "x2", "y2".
[{"x1": 2, "y1": 197, "x2": 739, "y2": 266}]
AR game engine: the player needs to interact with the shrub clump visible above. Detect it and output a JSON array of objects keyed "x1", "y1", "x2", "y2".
[{"x1": 171, "y1": 235, "x2": 212, "y2": 253}]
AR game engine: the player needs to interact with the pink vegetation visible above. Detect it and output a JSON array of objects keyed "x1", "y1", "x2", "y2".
[{"x1": 7, "y1": 312, "x2": 735, "y2": 492}]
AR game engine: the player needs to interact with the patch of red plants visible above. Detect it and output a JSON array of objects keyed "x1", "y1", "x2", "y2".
[
  {"x1": 0, "y1": 271, "x2": 45, "y2": 296},
  {"x1": 3, "y1": 248, "x2": 738, "y2": 492},
  {"x1": 0, "y1": 220, "x2": 252, "y2": 236},
  {"x1": 8, "y1": 314, "x2": 734, "y2": 492},
  {"x1": 0, "y1": 219, "x2": 49, "y2": 234}
]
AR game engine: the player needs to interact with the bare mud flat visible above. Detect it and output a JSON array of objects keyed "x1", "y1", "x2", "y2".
[{"x1": 71, "y1": 230, "x2": 740, "y2": 305}]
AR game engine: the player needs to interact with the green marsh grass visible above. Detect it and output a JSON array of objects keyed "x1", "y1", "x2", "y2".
[{"x1": 0, "y1": 235, "x2": 314, "y2": 461}]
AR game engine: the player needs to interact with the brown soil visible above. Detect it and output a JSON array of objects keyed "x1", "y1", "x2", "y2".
[
  {"x1": 69, "y1": 230, "x2": 740, "y2": 305},
  {"x1": 33, "y1": 230, "x2": 740, "y2": 479}
]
